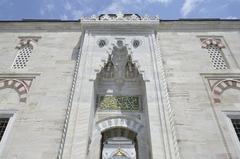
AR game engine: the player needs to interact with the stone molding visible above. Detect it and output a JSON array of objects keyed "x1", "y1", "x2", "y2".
[
  {"x1": 56, "y1": 38, "x2": 82, "y2": 159},
  {"x1": 80, "y1": 14, "x2": 159, "y2": 28},
  {"x1": 96, "y1": 116, "x2": 144, "y2": 133},
  {"x1": 0, "y1": 73, "x2": 39, "y2": 103},
  {"x1": 81, "y1": 13, "x2": 159, "y2": 22},
  {"x1": 200, "y1": 37, "x2": 225, "y2": 49},
  {"x1": 202, "y1": 73, "x2": 240, "y2": 103},
  {"x1": 153, "y1": 34, "x2": 180, "y2": 159},
  {"x1": 15, "y1": 36, "x2": 41, "y2": 49}
]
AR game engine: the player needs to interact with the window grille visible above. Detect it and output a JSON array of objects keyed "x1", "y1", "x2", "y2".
[
  {"x1": 231, "y1": 119, "x2": 240, "y2": 141},
  {"x1": 0, "y1": 118, "x2": 9, "y2": 141},
  {"x1": 207, "y1": 45, "x2": 228, "y2": 70},
  {"x1": 12, "y1": 46, "x2": 33, "y2": 69},
  {"x1": 97, "y1": 96, "x2": 140, "y2": 111}
]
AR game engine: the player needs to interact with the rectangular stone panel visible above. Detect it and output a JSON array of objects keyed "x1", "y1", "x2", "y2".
[{"x1": 97, "y1": 95, "x2": 140, "y2": 111}]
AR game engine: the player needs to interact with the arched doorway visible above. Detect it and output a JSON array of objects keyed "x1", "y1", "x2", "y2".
[
  {"x1": 101, "y1": 127, "x2": 137, "y2": 159},
  {"x1": 88, "y1": 40, "x2": 152, "y2": 159}
]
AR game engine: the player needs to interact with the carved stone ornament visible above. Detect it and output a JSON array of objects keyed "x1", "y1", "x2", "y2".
[
  {"x1": 16, "y1": 36, "x2": 41, "y2": 49},
  {"x1": 97, "y1": 40, "x2": 140, "y2": 89},
  {"x1": 203, "y1": 74, "x2": 240, "y2": 103},
  {"x1": 201, "y1": 38, "x2": 225, "y2": 49},
  {"x1": 81, "y1": 13, "x2": 159, "y2": 21},
  {"x1": 0, "y1": 74, "x2": 39, "y2": 103}
]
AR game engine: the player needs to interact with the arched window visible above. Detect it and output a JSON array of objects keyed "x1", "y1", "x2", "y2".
[
  {"x1": 12, "y1": 36, "x2": 40, "y2": 69},
  {"x1": 201, "y1": 38, "x2": 229, "y2": 70}
]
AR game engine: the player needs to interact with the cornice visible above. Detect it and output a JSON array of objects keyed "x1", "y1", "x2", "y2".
[
  {"x1": 80, "y1": 13, "x2": 159, "y2": 30},
  {"x1": 0, "y1": 19, "x2": 239, "y2": 31}
]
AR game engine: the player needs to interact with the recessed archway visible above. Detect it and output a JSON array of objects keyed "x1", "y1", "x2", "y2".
[{"x1": 101, "y1": 127, "x2": 138, "y2": 159}]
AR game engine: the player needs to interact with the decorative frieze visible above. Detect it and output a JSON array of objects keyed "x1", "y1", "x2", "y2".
[{"x1": 81, "y1": 13, "x2": 159, "y2": 22}]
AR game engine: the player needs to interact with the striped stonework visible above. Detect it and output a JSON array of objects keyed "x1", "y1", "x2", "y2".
[
  {"x1": 202, "y1": 74, "x2": 240, "y2": 103},
  {"x1": 212, "y1": 79, "x2": 240, "y2": 103},
  {"x1": 0, "y1": 74, "x2": 39, "y2": 103},
  {"x1": 96, "y1": 117, "x2": 144, "y2": 133}
]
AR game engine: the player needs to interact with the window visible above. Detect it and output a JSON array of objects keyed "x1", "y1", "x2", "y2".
[
  {"x1": 0, "y1": 112, "x2": 15, "y2": 155},
  {"x1": 232, "y1": 119, "x2": 240, "y2": 141},
  {"x1": 12, "y1": 45, "x2": 33, "y2": 69},
  {"x1": 201, "y1": 37, "x2": 229, "y2": 70},
  {"x1": 12, "y1": 36, "x2": 40, "y2": 69},
  {"x1": 0, "y1": 118, "x2": 9, "y2": 141},
  {"x1": 97, "y1": 96, "x2": 140, "y2": 111},
  {"x1": 220, "y1": 112, "x2": 240, "y2": 158},
  {"x1": 207, "y1": 45, "x2": 228, "y2": 70}
]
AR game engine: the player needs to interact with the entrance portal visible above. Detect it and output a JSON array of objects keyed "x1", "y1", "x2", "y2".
[{"x1": 101, "y1": 128, "x2": 137, "y2": 159}]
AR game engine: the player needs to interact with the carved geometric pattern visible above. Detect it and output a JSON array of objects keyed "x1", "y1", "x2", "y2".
[
  {"x1": 204, "y1": 74, "x2": 240, "y2": 103},
  {"x1": 201, "y1": 38, "x2": 228, "y2": 70},
  {"x1": 96, "y1": 117, "x2": 144, "y2": 133},
  {"x1": 98, "y1": 52, "x2": 139, "y2": 80},
  {"x1": 207, "y1": 45, "x2": 228, "y2": 70},
  {"x1": 125, "y1": 55, "x2": 139, "y2": 79},
  {"x1": 0, "y1": 74, "x2": 37, "y2": 103},
  {"x1": 81, "y1": 13, "x2": 159, "y2": 21},
  {"x1": 98, "y1": 54, "x2": 114, "y2": 79},
  {"x1": 97, "y1": 96, "x2": 139, "y2": 111},
  {"x1": 12, "y1": 46, "x2": 33, "y2": 69},
  {"x1": 12, "y1": 36, "x2": 40, "y2": 69}
]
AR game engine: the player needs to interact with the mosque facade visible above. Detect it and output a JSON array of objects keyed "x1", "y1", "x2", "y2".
[{"x1": 0, "y1": 14, "x2": 240, "y2": 159}]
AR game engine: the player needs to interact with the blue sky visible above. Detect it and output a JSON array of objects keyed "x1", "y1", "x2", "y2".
[{"x1": 0, "y1": 0, "x2": 239, "y2": 20}]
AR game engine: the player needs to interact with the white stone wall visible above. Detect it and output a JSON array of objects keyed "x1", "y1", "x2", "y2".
[
  {"x1": 0, "y1": 20, "x2": 239, "y2": 159},
  {"x1": 158, "y1": 30, "x2": 240, "y2": 159},
  {"x1": 0, "y1": 31, "x2": 81, "y2": 159}
]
